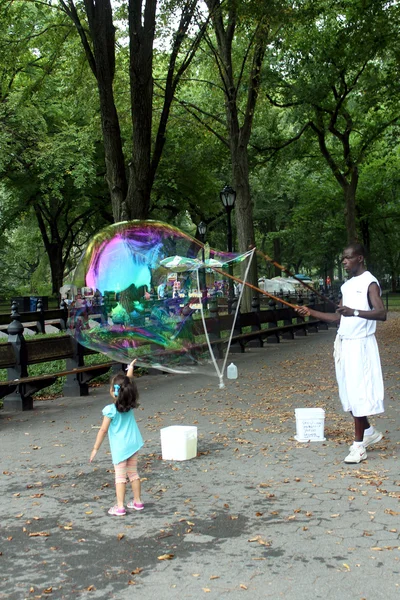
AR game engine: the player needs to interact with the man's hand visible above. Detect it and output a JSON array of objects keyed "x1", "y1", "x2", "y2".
[
  {"x1": 336, "y1": 305, "x2": 356, "y2": 317},
  {"x1": 295, "y1": 306, "x2": 311, "y2": 317}
]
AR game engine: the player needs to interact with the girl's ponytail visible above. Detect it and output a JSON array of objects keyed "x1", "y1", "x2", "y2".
[{"x1": 111, "y1": 373, "x2": 139, "y2": 412}]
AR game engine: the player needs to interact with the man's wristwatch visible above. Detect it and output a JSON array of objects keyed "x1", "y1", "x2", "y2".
[{"x1": 353, "y1": 309, "x2": 360, "y2": 317}]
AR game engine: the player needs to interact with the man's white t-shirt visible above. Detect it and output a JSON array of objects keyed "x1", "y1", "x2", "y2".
[{"x1": 337, "y1": 271, "x2": 380, "y2": 339}]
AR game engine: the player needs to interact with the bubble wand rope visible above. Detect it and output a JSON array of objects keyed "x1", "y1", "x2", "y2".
[
  {"x1": 213, "y1": 267, "x2": 299, "y2": 309},
  {"x1": 256, "y1": 250, "x2": 337, "y2": 309}
]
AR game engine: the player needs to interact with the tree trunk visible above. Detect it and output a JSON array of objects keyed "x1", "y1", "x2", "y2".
[
  {"x1": 231, "y1": 146, "x2": 257, "y2": 312},
  {"x1": 48, "y1": 244, "x2": 65, "y2": 298},
  {"x1": 344, "y1": 167, "x2": 359, "y2": 244},
  {"x1": 126, "y1": 0, "x2": 157, "y2": 219},
  {"x1": 83, "y1": 0, "x2": 128, "y2": 222}
]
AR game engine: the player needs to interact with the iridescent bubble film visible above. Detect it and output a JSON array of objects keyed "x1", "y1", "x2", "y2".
[{"x1": 70, "y1": 221, "x2": 253, "y2": 378}]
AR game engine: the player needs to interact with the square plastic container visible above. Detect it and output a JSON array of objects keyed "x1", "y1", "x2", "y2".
[
  {"x1": 160, "y1": 425, "x2": 198, "y2": 461},
  {"x1": 294, "y1": 408, "x2": 326, "y2": 442}
]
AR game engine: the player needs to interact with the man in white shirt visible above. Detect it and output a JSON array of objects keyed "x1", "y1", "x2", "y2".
[{"x1": 296, "y1": 243, "x2": 387, "y2": 464}]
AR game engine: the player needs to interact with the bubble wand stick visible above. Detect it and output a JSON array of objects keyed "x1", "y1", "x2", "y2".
[
  {"x1": 213, "y1": 267, "x2": 300, "y2": 309},
  {"x1": 256, "y1": 250, "x2": 337, "y2": 308}
]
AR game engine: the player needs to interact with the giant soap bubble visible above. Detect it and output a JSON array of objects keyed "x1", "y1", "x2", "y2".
[{"x1": 70, "y1": 221, "x2": 254, "y2": 386}]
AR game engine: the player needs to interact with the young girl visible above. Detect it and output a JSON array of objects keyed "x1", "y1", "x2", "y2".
[{"x1": 90, "y1": 359, "x2": 144, "y2": 516}]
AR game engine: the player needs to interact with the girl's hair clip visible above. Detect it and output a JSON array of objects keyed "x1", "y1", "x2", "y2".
[{"x1": 113, "y1": 384, "x2": 120, "y2": 397}]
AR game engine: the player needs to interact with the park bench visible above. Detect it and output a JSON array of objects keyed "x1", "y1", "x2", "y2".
[
  {"x1": 0, "y1": 306, "x2": 69, "y2": 334},
  {"x1": 0, "y1": 295, "x2": 332, "y2": 411},
  {"x1": 191, "y1": 298, "x2": 328, "y2": 356},
  {"x1": 0, "y1": 328, "x2": 116, "y2": 411}
]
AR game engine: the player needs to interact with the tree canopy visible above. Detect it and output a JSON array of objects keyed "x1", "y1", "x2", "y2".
[{"x1": 1, "y1": 0, "x2": 399, "y2": 298}]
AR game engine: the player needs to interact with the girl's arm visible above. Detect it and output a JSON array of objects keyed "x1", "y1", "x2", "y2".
[
  {"x1": 90, "y1": 416, "x2": 111, "y2": 462},
  {"x1": 125, "y1": 358, "x2": 137, "y2": 379}
]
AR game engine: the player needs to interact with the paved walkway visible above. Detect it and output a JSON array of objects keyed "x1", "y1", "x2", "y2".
[{"x1": 1, "y1": 315, "x2": 399, "y2": 600}]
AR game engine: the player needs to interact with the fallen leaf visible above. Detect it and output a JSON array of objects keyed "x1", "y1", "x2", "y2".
[
  {"x1": 29, "y1": 532, "x2": 50, "y2": 537},
  {"x1": 128, "y1": 580, "x2": 136, "y2": 585},
  {"x1": 240, "y1": 584, "x2": 248, "y2": 589},
  {"x1": 202, "y1": 589, "x2": 211, "y2": 593},
  {"x1": 209, "y1": 576, "x2": 219, "y2": 580},
  {"x1": 86, "y1": 585, "x2": 96, "y2": 591},
  {"x1": 117, "y1": 533, "x2": 124, "y2": 540},
  {"x1": 131, "y1": 568, "x2": 143, "y2": 575},
  {"x1": 158, "y1": 554, "x2": 174, "y2": 561},
  {"x1": 43, "y1": 587, "x2": 53, "y2": 594},
  {"x1": 343, "y1": 563, "x2": 350, "y2": 571},
  {"x1": 248, "y1": 535, "x2": 271, "y2": 547}
]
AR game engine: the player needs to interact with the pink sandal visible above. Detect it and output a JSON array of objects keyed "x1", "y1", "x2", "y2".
[
  {"x1": 108, "y1": 505, "x2": 126, "y2": 516},
  {"x1": 127, "y1": 500, "x2": 144, "y2": 511}
]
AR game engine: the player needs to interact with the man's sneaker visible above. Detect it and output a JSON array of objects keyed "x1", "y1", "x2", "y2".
[
  {"x1": 363, "y1": 430, "x2": 383, "y2": 448},
  {"x1": 348, "y1": 430, "x2": 383, "y2": 450},
  {"x1": 108, "y1": 505, "x2": 126, "y2": 516},
  {"x1": 344, "y1": 444, "x2": 368, "y2": 464}
]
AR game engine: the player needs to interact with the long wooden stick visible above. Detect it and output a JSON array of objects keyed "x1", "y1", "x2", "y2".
[
  {"x1": 257, "y1": 250, "x2": 337, "y2": 308},
  {"x1": 212, "y1": 267, "x2": 299, "y2": 309}
]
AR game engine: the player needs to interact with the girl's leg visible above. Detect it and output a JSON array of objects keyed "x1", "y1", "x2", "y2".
[
  {"x1": 131, "y1": 478, "x2": 142, "y2": 504},
  {"x1": 114, "y1": 460, "x2": 128, "y2": 508},
  {"x1": 116, "y1": 482, "x2": 126, "y2": 508},
  {"x1": 126, "y1": 453, "x2": 142, "y2": 505}
]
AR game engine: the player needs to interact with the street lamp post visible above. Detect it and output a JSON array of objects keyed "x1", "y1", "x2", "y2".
[
  {"x1": 198, "y1": 221, "x2": 207, "y2": 305},
  {"x1": 220, "y1": 185, "x2": 236, "y2": 314}
]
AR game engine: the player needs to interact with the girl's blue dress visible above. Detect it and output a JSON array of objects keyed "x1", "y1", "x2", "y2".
[{"x1": 102, "y1": 403, "x2": 144, "y2": 464}]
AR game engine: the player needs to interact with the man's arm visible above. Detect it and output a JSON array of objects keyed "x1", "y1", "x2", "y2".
[
  {"x1": 336, "y1": 283, "x2": 387, "y2": 321},
  {"x1": 295, "y1": 303, "x2": 341, "y2": 323}
]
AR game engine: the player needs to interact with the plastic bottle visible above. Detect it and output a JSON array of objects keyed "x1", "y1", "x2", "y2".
[{"x1": 227, "y1": 363, "x2": 238, "y2": 379}]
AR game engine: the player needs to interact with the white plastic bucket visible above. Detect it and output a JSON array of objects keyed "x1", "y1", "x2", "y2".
[
  {"x1": 160, "y1": 425, "x2": 198, "y2": 461},
  {"x1": 294, "y1": 408, "x2": 326, "y2": 442}
]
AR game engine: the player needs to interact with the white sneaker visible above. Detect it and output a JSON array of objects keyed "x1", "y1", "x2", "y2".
[
  {"x1": 363, "y1": 430, "x2": 383, "y2": 448},
  {"x1": 348, "y1": 430, "x2": 383, "y2": 450},
  {"x1": 344, "y1": 444, "x2": 367, "y2": 464}
]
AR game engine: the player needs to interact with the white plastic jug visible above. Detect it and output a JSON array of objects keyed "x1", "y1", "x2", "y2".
[{"x1": 227, "y1": 363, "x2": 238, "y2": 379}]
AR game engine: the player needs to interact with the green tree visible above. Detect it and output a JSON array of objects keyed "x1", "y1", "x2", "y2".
[
  {"x1": 0, "y1": 0, "x2": 111, "y2": 295},
  {"x1": 59, "y1": 0, "x2": 207, "y2": 221},
  {"x1": 264, "y1": 0, "x2": 400, "y2": 243}
]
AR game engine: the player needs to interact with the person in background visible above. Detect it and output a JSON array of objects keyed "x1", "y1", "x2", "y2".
[{"x1": 157, "y1": 281, "x2": 166, "y2": 299}]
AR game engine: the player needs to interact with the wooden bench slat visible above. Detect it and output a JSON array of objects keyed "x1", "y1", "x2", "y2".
[{"x1": 1, "y1": 361, "x2": 116, "y2": 386}]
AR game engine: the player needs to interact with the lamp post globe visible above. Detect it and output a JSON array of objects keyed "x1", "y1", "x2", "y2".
[
  {"x1": 198, "y1": 221, "x2": 207, "y2": 240},
  {"x1": 220, "y1": 185, "x2": 236, "y2": 212},
  {"x1": 220, "y1": 185, "x2": 236, "y2": 313}
]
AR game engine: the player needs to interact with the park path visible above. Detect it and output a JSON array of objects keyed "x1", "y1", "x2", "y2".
[{"x1": 1, "y1": 314, "x2": 399, "y2": 600}]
